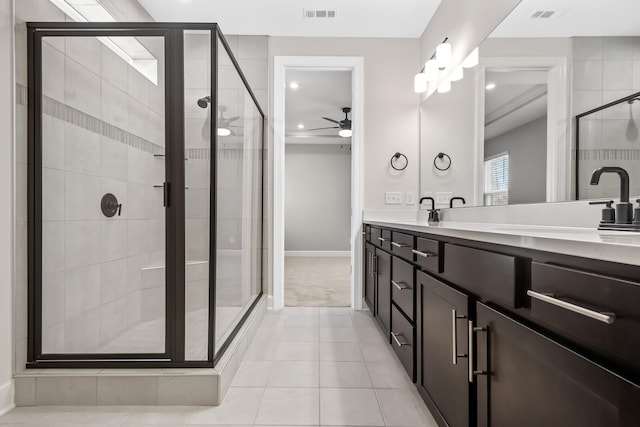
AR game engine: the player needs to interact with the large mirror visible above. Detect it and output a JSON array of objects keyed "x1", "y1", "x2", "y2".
[{"x1": 420, "y1": 0, "x2": 640, "y2": 207}]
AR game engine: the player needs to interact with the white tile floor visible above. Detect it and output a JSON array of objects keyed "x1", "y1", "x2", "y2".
[{"x1": 0, "y1": 307, "x2": 437, "y2": 426}]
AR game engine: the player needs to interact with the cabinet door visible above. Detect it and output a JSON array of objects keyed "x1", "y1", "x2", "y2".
[
  {"x1": 376, "y1": 249, "x2": 391, "y2": 336},
  {"x1": 364, "y1": 243, "x2": 376, "y2": 313},
  {"x1": 417, "y1": 271, "x2": 470, "y2": 427},
  {"x1": 475, "y1": 302, "x2": 640, "y2": 427}
]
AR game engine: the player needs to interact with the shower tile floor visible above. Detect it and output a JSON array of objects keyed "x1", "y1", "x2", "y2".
[
  {"x1": 1, "y1": 307, "x2": 437, "y2": 426},
  {"x1": 100, "y1": 306, "x2": 244, "y2": 360}
]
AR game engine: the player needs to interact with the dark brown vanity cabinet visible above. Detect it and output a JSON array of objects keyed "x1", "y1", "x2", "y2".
[
  {"x1": 417, "y1": 271, "x2": 471, "y2": 427},
  {"x1": 475, "y1": 302, "x2": 640, "y2": 427},
  {"x1": 364, "y1": 242, "x2": 376, "y2": 313}
]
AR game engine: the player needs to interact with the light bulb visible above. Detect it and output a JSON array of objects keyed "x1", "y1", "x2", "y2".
[
  {"x1": 217, "y1": 128, "x2": 231, "y2": 136},
  {"x1": 435, "y1": 42, "x2": 452, "y2": 69},
  {"x1": 437, "y1": 80, "x2": 451, "y2": 93},
  {"x1": 424, "y1": 59, "x2": 438, "y2": 81},
  {"x1": 414, "y1": 73, "x2": 427, "y2": 93},
  {"x1": 450, "y1": 65, "x2": 463, "y2": 82},
  {"x1": 485, "y1": 82, "x2": 496, "y2": 90},
  {"x1": 289, "y1": 82, "x2": 299, "y2": 89},
  {"x1": 339, "y1": 129, "x2": 352, "y2": 138},
  {"x1": 463, "y1": 47, "x2": 479, "y2": 68}
]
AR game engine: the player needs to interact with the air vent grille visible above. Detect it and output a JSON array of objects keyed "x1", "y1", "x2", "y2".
[
  {"x1": 530, "y1": 10, "x2": 556, "y2": 19},
  {"x1": 303, "y1": 9, "x2": 337, "y2": 19}
]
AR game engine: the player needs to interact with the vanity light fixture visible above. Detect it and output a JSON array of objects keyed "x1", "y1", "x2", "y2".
[
  {"x1": 424, "y1": 59, "x2": 439, "y2": 81},
  {"x1": 450, "y1": 65, "x2": 464, "y2": 82},
  {"x1": 338, "y1": 129, "x2": 352, "y2": 138},
  {"x1": 463, "y1": 47, "x2": 479, "y2": 68},
  {"x1": 217, "y1": 128, "x2": 232, "y2": 137},
  {"x1": 414, "y1": 73, "x2": 428, "y2": 93},
  {"x1": 437, "y1": 79, "x2": 452, "y2": 94},
  {"x1": 49, "y1": 0, "x2": 158, "y2": 85},
  {"x1": 435, "y1": 41, "x2": 452, "y2": 69},
  {"x1": 485, "y1": 82, "x2": 496, "y2": 90}
]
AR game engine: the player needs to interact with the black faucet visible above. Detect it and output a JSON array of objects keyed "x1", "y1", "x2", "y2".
[
  {"x1": 419, "y1": 196, "x2": 440, "y2": 223},
  {"x1": 590, "y1": 166, "x2": 632, "y2": 224},
  {"x1": 449, "y1": 197, "x2": 466, "y2": 208}
]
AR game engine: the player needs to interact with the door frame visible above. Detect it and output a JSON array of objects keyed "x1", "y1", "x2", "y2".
[{"x1": 273, "y1": 56, "x2": 364, "y2": 310}]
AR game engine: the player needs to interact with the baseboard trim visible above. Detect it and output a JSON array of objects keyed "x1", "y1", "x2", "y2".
[
  {"x1": 0, "y1": 380, "x2": 15, "y2": 417},
  {"x1": 285, "y1": 251, "x2": 350, "y2": 257}
]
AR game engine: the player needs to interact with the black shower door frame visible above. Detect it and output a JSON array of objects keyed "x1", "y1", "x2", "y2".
[{"x1": 26, "y1": 22, "x2": 265, "y2": 368}]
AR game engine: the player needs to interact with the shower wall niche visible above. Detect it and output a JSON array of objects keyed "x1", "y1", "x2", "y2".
[{"x1": 27, "y1": 23, "x2": 264, "y2": 368}]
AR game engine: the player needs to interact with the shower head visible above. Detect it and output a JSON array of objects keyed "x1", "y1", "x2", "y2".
[{"x1": 197, "y1": 96, "x2": 211, "y2": 108}]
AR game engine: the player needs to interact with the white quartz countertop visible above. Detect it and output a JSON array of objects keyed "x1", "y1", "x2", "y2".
[{"x1": 365, "y1": 219, "x2": 640, "y2": 267}]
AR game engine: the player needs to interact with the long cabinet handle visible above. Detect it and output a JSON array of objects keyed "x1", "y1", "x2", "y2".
[
  {"x1": 377, "y1": 237, "x2": 388, "y2": 242},
  {"x1": 469, "y1": 321, "x2": 488, "y2": 383},
  {"x1": 452, "y1": 309, "x2": 467, "y2": 365},
  {"x1": 391, "y1": 241, "x2": 408, "y2": 248},
  {"x1": 392, "y1": 280, "x2": 409, "y2": 291},
  {"x1": 527, "y1": 290, "x2": 616, "y2": 325},
  {"x1": 412, "y1": 249, "x2": 436, "y2": 258},
  {"x1": 373, "y1": 255, "x2": 378, "y2": 275},
  {"x1": 391, "y1": 332, "x2": 409, "y2": 347}
]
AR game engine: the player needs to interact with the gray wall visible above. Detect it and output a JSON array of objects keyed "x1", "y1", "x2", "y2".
[
  {"x1": 285, "y1": 144, "x2": 351, "y2": 251},
  {"x1": 485, "y1": 116, "x2": 547, "y2": 205}
]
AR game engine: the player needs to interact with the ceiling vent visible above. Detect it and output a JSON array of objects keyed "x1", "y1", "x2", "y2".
[
  {"x1": 529, "y1": 10, "x2": 557, "y2": 19},
  {"x1": 303, "y1": 9, "x2": 337, "y2": 19}
]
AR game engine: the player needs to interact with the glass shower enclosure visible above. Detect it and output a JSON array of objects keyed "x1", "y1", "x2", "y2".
[{"x1": 27, "y1": 23, "x2": 264, "y2": 367}]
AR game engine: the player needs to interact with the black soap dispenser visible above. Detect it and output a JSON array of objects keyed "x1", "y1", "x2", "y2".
[
  {"x1": 634, "y1": 199, "x2": 640, "y2": 225},
  {"x1": 589, "y1": 200, "x2": 615, "y2": 224}
]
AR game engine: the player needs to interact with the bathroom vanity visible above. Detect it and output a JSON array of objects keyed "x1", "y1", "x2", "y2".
[{"x1": 363, "y1": 220, "x2": 640, "y2": 427}]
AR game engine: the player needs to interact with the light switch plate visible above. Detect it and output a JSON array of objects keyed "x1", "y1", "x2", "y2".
[
  {"x1": 405, "y1": 191, "x2": 416, "y2": 205},
  {"x1": 385, "y1": 191, "x2": 403, "y2": 205},
  {"x1": 436, "y1": 192, "x2": 452, "y2": 205}
]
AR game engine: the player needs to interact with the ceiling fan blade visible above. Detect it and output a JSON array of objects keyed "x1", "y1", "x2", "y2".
[
  {"x1": 309, "y1": 126, "x2": 340, "y2": 131},
  {"x1": 322, "y1": 117, "x2": 341, "y2": 125}
]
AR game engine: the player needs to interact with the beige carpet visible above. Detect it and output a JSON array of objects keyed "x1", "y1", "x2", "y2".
[{"x1": 285, "y1": 256, "x2": 351, "y2": 307}]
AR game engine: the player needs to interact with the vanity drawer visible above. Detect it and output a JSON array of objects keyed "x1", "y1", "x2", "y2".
[
  {"x1": 372, "y1": 227, "x2": 391, "y2": 251},
  {"x1": 391, "y1": 231, "x2": 414, "y2": 261},
  {"x1": 414, "y1": 237, "x2": 443, "y2": 274},
  {"x1": 391, "y1": 304, "x2": 415, "y2": 381},
  {"x1": 443, "y1": 244, "x2": 520, "y2": 308},
  {"x1": 392, "y1": 257, "x2": 415, "y2": 321},
  {"x1": 530, "y1": 262, "x2": 640, "y2": 376}
]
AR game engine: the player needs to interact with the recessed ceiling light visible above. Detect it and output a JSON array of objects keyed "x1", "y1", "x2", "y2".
[
  {"x1": 485, "y1": 83, "x2": 496, "y2": 90},
  {"x1": 289, "y1": 82, "x2": 299, "y2": 90},
  {"x1": 297, "y1": 123, "x2": 304, "y2": 129}
]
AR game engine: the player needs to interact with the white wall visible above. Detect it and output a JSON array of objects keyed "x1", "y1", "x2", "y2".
[
  {"x1": 0, "y1": 0, "x2": 14, "y2": 415},
  {"x1": 485, "y1": 116, "x2": 548, "y2": 205},
  {"x1": 285, "y1": 144, "x2": 351, "y2": 251}
]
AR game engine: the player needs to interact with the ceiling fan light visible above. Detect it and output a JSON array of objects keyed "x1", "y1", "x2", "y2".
[
  {"x1": 450, "y1": 65, "x2": 463, "y2": 82},
  {"x1": 463, "y1": 47, "x2": 479, "y2": 68},
  {"x1": 339, "y1": 129, "x2": 352, "y2": 138},
  {"x1": 437, "y1": 80, "x2": 451, "y2": 94},
  {"x1": 424, "y1": 59, "x2": 438, "y2": 81},
  {"x1": 435, "y1": 42, "x2": 452, "y2": 69},
  {"x1": 414, "y1": 73, "x2": 427, "y2": 93},
  {"x1": 217, "y1": 127, "x2": 231, "y2": 137}
]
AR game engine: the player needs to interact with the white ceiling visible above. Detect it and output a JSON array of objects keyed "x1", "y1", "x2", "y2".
[
  {"x1": 491, "y1": 0, "x2": 640, "y2": 38},
  {"x1": 285, "y1": 70, "x2": 352, "y2": 141},
  {"x1": 138, "y1": 0, "x2": 441, "y2": 38}
]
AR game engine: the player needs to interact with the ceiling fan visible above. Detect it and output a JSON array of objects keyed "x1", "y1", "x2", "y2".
[{"x1": 310, "y1": 107, "x2": 352, "y2": 137}]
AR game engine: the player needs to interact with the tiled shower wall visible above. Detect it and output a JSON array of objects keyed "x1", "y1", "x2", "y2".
[
  {"x1": 572, "y1": 37, "x2": 640, "y2": 199},
  {"x1": 14, "y1": 0, "x2": 166, "y2": 361}
]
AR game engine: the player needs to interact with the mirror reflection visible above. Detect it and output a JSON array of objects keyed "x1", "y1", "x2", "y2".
[{"x1": 420, "y1": 0, "x2": 640, "y2": 207}]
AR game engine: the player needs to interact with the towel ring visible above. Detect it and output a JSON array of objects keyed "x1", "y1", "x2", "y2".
[
  {"x1": 390, "y1": 152, "x2": 408, "y2": 171},
  {"x1": 434, "y1": 152, "x2": 451, "y2": 171}
]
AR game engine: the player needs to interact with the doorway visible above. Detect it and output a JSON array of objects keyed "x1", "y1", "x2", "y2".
[
  {"x1": 273, "y1": 56, "x2": 364, "y2": 311},
  {"x1": 284, "y1": 70, "x2": 352, "y2": 306}
]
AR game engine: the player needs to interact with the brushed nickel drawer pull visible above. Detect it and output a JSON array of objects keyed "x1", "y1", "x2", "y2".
[
  {"x1": 392, "y1": 280, "x2": 409, "y2": 291},
  {"x1": 412, "y1": 249, "x2": 436, "y2": 258},
  {"x1": 391, "y1": 332, "x2": 409, "y2": 347},
  {"x1": 527, "y1": 290, "x2": 616, "y2": 325},
  {"x1": 452, "y1": 309, "x2": 467, "y2": 365},
  {"x1": 377, "y1": 237, "x2": 388, "y2": 242},
  {"x1": 391, "y1": 241, "x2": 408, "y2": 248}
]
